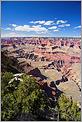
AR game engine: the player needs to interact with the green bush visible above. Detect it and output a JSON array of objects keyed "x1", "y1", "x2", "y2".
[
  {"x1": 1, "y1": 73, "x2": 50, "y2": 120},
  {"x1": 58, "y1": 94, "x2": 81, "y2": 121},
  {"x1": 1, "y1": 72, "x2": 81, "y2": 121}
]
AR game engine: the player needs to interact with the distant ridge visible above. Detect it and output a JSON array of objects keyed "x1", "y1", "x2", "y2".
[{"x1": 1, "y1": 37, "x2": 81, "y2": 39}]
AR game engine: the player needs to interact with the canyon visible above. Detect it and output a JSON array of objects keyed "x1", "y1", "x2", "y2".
[{"x1": 1, "y1": 37, "x2": 81, "y2": 107}]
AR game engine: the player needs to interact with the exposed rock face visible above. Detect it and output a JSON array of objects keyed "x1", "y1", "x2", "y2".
[
  {"x1": 1, "y1": 37, "x2": 81, "y2": 102},
  {"x1": 1, "y1": 51, "x2": 20, "y2": 73},
  {"x1": 1, "y1": 37, "x2": 80, "y2": 65},
  {"x1": 28, "y1": 68, "x2": 47, "y2": 80}
]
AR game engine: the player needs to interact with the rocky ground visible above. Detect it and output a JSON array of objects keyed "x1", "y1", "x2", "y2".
[
  {"x1": 28, "y1": 60, "x2": 81, "y2": 104},
  {"x1": 40, "y1": 63, "x2": 81, "y2": 104},
  {"x1": 2, "y1": 43, "x2": 81, "y2": 105}
]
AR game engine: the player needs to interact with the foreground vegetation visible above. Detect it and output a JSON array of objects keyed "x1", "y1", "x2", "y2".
[{"x1": 1, "y1": 72, "x2": 81, "y2": 121}]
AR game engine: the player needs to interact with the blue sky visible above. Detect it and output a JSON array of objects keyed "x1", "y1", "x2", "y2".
[{"x1": 1, "y1": 1, "x2": 81, "y2": 37}]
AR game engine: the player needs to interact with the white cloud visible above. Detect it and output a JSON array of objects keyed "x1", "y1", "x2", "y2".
[
  {"x1": 48, "y1": 26, "x2": 57, "y2": 29},
  {"x1": 65, "y1": 24, "x2": 70, "y2": 26},
  {"x1": 32, "y1": 25, "x2": 48, "y2": 33},
  {"x1": 4, "y1": 27, "x2": 11, "y2": 30},
  {"x1": 9, "y1": 24, "x2": 17, "y2": 27},
  {"x1": 53, "y1": 29, "x2": 59, "y2": 32},
  {"x1": 2, "y1": 20, "x2": 72, "y2": 37},
  {"x1": 58, "y1": 24, "x2": 70, "y2": 27},
  {"x1": 15, "y1": 24, "x2": 48, "y2": 33},
  {"x1": 56, "y1": 20, "x2": 67, "y2": 25},
  {"x1": 74, "y1": 25, "x2": 81, "y2": 29},
  {"x1": 58, "y1": 24, "x2": 65, "y2": 27},
  {"x1": 15, "y1": 25, "x2": 30, "y2": 31},
  {"x1": 30, "y1": 21, "x2": 45, "y2": 24},
  {"x1": 30, "y1": 20, "x2": 70, "y2": 27},
  {"x1": 44, "y1": 21, "x2": 54, "y2": 25},
  {"x1": 30, "y1": 20, "x2": 54, "y2": 25}
]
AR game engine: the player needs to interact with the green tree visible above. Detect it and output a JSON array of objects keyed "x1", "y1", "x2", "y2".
[
  {"x1": 1, "y1": 72, "x2": 13, "y2": 88},
  {"x1": 58, "y1": 94, "x2": 81, "y2": 121},
  {"x1": 15, "y1": 74, "x2": 50, "y2": 120},
  {"x1": 1, "y1": 73, "x2": 51, "y2": 121},
  {"x1": 1, "y1": 93, "x2": 18, "y2": 121},
  {"x1": 1, "y1": 72, "x2": 13, "y2": 95},
  {"x1": 1, "y1": 72, "x2": 81, "y2": 121}
]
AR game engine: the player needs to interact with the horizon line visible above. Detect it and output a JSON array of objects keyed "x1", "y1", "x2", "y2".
[{"x1": 1, "y1": 36, "x2": 81, "y2": 38}]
